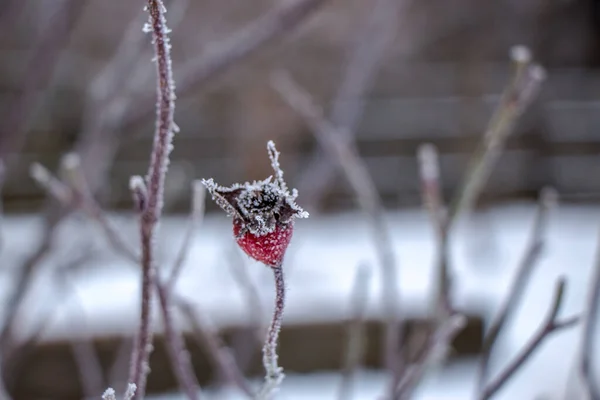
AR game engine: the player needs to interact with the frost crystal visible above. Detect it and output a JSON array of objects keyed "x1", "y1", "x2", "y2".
[{"x1": 202, "y1": 141, "x2": 308, "y2": 239}]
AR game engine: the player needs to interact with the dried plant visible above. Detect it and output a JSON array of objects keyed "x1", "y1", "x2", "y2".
[{"x1": 203, "y1": 141, "x2": 308, "y2": 398}]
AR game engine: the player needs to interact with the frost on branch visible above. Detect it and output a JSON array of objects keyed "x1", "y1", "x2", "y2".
[{"x1": 202, "y1": 140, "x2": 308, "y2": 267}]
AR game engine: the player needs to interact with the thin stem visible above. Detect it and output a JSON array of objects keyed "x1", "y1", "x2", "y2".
[
  {"x1": 256, "y1": 264, "x2": 286, "y2": 399},
  {"x1": 156, "y1": 283, "x2": 201, "y2": 400},
  {"x1": 479, "y1": 278, "x2": 579, "y2": 400},
  {"x1": 477, "y1": 188, "x2": 556, "y2": 390},
  {"x1": 128, "y1": 0, "x2": 177, "y2": 398},
  {"x1": 168, "y1": 181, "x2": 206, "y2": 290},
  {"x1": 271, "y1": 70, "x2": 402, "y2": 382},
  {"x1": 580, "y1": 225, "x2": 600, "y2": 400}
]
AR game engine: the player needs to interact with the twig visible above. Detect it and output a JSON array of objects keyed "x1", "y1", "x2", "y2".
[
  {"x1": 338, "y1": 263, "x2": 371, "y2": 400},
  {"x1": 168, "y1": 180, "x2": 206, "y2": 289},
  {"x1": 271, "y1": 70, "x2": 401, "y2": 379},
  {"x1": 479, "y1": 278, "x2": 579, "y2": 400},
  {"x1": 156, "y1": 283, "x2": 201, "y2": 400},
  {"x1": 175, "y1": 297, "x2": 255, "y2": 397},
  {"x1": 394, "y1": 314, "x2": 467, "y2": 400},
  {"x1": 295, "y1": 0, "x2": 406, "y2": 209},
  {"x1": 0, "y1": 159, "x2": 4, "y2": 251},
  {"x1": 123, "y1": 0, "x2": 328, "y2": 129},
  {"x1": 0, "y1": 0, "x2": 86, "y2": 161},
  {"x1": 580, "y1": 225, "x2": 600, "y2": 400},
  {"x1": 447, "y1": 46, "x2": 546, "y2": 223},
  {"x1": 477, "y1": 187, "x2": 557, "y2": 391},
  {"x1": 256, "y1": 264, "x2": 286, "y2": 400},
  {"x1": 127, "y1": 1, "x2": 178, "y2": 398}
]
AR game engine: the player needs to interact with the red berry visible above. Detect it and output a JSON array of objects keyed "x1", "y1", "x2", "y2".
[{"x1": 233, "y1": 219, "x2": 293, "y2": 267}]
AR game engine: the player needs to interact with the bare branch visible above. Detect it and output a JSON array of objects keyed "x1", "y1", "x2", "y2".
[
  {"x1": 338, "y1": 263, "x2": 371, "y2": 400},
  {"x1": 477, "y1": 187, "x2": 557, "y2": 391},
  {"x1": 123, "y1": 0, "x2": 329, "y2": 129},
  {"x1": 0, "y1": 0, "x2": 87, "y2": 160},
  {"x1": 128, "y1": 0, "x2": 178, "y2": 398},
  {"x1": 447, "y1": 46, "x2": 546, "y2": 223},
  {"x1": 175, "y1": 297, "x2": 255, "y2": 397},
  {"x1": 271, "y1": 70, "x2": 402, "y2": 380},
  {"x1": 395, "y1": 314, "x2": 467, "y2": 399},
  {"x1": 479, "y1": 278, "x2": 579, "y2": 400}
]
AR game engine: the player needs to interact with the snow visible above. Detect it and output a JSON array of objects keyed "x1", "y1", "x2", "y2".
[{"x1": 2, "y1": 202, "x2": 600, "y2": 398}]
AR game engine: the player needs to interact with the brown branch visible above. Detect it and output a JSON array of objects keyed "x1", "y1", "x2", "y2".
[
  {"x1": 127, "y1": 1, "x2": 178, "y2": 398},
  {"x1": 338, "y1": 263, "x2": 371, "y2": 400},
  {"x1": 271, "y1": 70, "x2": 402, "y2": 383},
  {"x1": 477, "y1": 187, "x2": 557, "y2": 391},
  {"x1": 479, "y1": 278, "x2": 579, "y2": 400},
  {"x1": 122, "y1": 0, "x2": 329, "y2": 129},
  {"x1": 580, "y1": 225, "x2": 600, "y2": 400}
]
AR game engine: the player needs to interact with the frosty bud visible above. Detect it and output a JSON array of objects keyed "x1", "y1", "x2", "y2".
[{"x1": 203, "y1": 141, "x2": 308, "y2": 267}]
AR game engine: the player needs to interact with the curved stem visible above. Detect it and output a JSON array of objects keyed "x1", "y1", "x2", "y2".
[{"x1": 257, "y1": 264, "x2": 286, "y2": 399}]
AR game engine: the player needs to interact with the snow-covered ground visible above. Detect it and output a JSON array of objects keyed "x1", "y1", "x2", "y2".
[{"x1": 2, "y1": 202, "x2": 600, "y2": 398}]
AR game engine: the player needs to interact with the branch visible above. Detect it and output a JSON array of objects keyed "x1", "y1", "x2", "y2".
[
  {"x1": 447, "y1": 46, "x2": 546, "y2": 224},
  {"x1": 123, "y1": 0, "x2": 329, "y2": 129},
  {"x1": 156, "y1": 283, "x2": 201, "y2": 400},
  {"x1": 477, "y1": 187, "x2": 557, "y2": 391},
  {"x1": 338, "y1": 263, "x2": 371, "y2": 400},
  {"x1": 271, "y1": 70, "x2": 402, "y2": 379},
  {"x1": 128, "y1": 1, "x2": 178, "y2": 398},
  {"x1": 394, "y1": 314, "x2": 466, "y2": 400},
  {"x1": 479, "y1": 278, "x2": 579, "y2": 400},
  {"x1": 175, "y1": 297, "x2": 255, "y2": 397},
  {"x1": 580, "y1": 225, "x2": 600, "y2": 400}
]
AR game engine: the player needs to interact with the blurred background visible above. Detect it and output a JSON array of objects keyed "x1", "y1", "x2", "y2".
[{"x1": 1, "y1": 0, "x2": 600, "y2": 399}]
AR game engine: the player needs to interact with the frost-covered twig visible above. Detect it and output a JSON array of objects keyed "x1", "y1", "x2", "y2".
[
  {"x1": 124, "y1": 0, "x2": 329, "y2": 129},
  {"x1": 102, "y1": 383, "x2": 136, "y2": 400},
  {"x1": 479, "y1": 278, "x2": 579, "y2": 400},
  {"x1": 579, "y1": 225, "x2": 600, "y2": 400},
  {"x1": 271, "y1": 71, "x2": 401, "y2": 382},
  {"x1": 447, "y1": 45, "x2": 546, "y2": 223},
  {"x1": 128, "y1": 1, "x2": 178, "y2": 398},
  {"x1": 203, "y1": 141, "x2": 307, "y2": 398},
  {"x1": 168, "y1": 180, "x2": 206, "y2": 289},
  {"x1": 338, "y1": 263, "x2": 371, "y2": 400},
  {"x1": 477, "y1": 187, "x2": 557, "y2": 391},
  {"x1": 156, "y1": 283, "x2": 201, "y2": 400}
]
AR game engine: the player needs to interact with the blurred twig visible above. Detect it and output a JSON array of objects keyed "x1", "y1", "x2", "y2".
[
  {"x1": 477, "y1": 188, "x2": 557, "y2": 391},
  {"x1": 295, "y1": 0, "x2": 407, "y2": 209},
  {"x1": 176, "y1": 298, "x2": 255, "y2": 397},
  {"x1": 338, "y1": 263, "x2": 371, "y2": 400},
  {"x1": 156, "y1": 283, "x2": 201, "y2": 400},
  {"x1": 123, "y1": 0, "x2": 329, "y2": 130},
  {"x1": 271, "y1": 70, "x2": 402, "y2": 385},
  {"x1": 168, "y1": 181, "x2": 206, "y2": 290},
  {"x1": 478, "y1": 278, "x2": 579, "y2": 400},
  {"x1": 580, "y1": 225, "x2": 600, "y2": 400},
  {"x1": 0, "y1": 0, "x2": 87, "y2": 162}
]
